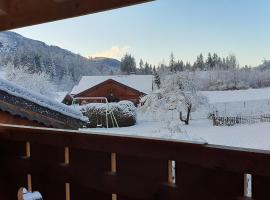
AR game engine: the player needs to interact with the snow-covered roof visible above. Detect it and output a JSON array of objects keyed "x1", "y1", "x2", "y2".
[
  {"x1": 0, "y1": 78, "x2": 85, "y2": 121},
  {"x1": 55, "y1": 91, "x2": 69, "y2": 102},
  {"x1": 71, "y1": 75, "x2": 153, "y2": 95}
]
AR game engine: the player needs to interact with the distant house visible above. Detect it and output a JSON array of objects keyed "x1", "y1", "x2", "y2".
[
  {"x1": 0, "y1": 79, "x2": 87, "y2": 130},
  {"x1": 65, "y1": 75, "x2": 153, "y2": 105}
]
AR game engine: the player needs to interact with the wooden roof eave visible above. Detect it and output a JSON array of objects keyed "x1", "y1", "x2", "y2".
[
  {"x1": 0, "y1": 90, "x2": 85, "y2": 130},
  {"x1": 0, "y1": 0, "x2": 154, "y2": 31}
]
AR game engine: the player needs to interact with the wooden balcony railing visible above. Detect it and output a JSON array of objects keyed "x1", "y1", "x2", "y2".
[{"x1": 0, "y1": 124, "x2": 269, "y2": 199}]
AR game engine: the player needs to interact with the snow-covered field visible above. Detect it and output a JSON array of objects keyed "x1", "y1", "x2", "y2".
[
  {"x1": 81, "y1": 87, "x2": 270, "y2": 151},
  {"x1": 202, "y1": 88, "x2": 270, "y2": 117},
  {"x1": 203, "y1": 87, "x2": 270, "y2": 103},
  {"x1": 81, "y1": 118, "x2": 270, "y2": 150}
]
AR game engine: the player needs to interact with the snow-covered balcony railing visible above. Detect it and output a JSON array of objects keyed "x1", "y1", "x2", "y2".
[{"x1": 0, "y1": 124, "x2": 268, "y2": 200}]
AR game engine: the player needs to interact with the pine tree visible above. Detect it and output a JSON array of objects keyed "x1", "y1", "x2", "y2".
[
  {"x1": 185, "y1": 62, "x2": 191, "y2": 71},
  {"x1": 212, "y1": 53, "x2": 219, "y2": 69},
  {"x1": 154, "y1": 70, "x2": 161, "y2": 89},
  {"x1": 206, "y1": 53, "x2": 214, "y2": 70},
  {"x1": 144, "y1": 62, "x2": 151, "y2": 74},
  {"x1": 120, "y1": 54, "x2": 136, "y2": 75},
  {"x1": 169, "y1": 52, "x2": 175, "y2": 72},
  {"x1": 175, "y1": 60, "x2": 184, "y2": 71},
  {"x1": 139, "y1": 58, "x2": 144, "y2": 68},
  {"x1": 193, "y1": 54, "x2": 205, "y2": 70}
]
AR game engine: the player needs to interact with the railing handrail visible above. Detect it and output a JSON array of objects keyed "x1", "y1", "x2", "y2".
[{"x1": 0, "y1": 123, "x2": 269, "y2": 178}]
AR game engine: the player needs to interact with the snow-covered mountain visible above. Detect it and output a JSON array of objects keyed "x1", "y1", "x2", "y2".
[{"x1": 0, "y1": 31, "x2": 120, "y2": 90}]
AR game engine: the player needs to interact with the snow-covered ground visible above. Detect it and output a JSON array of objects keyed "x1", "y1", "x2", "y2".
[
  {"x1": 81, "y1": 118, "x2": 270, "y2": 150},
  {"x1": 202, "y1": 87, "x2": 270, "y2": 103},
  {"x1": 81, "y1": 87, "x2": 270, "y2": 151},
  {"x1": 0, "y1": 70, "x2": 6, "y2": 79},
  {"x1": 197, "y1": 88, "x2": 270, "y2": 117}
]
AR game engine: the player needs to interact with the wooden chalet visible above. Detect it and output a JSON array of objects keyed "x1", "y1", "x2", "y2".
[
  {"x1": 67, "y1": 75, "x2": 153, "y2": 105},
  {"x1": 0, "y1": 79, "x2": 87, "y2": 130}
]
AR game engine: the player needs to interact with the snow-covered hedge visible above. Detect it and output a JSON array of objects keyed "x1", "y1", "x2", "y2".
[{"x1": 80, "y1": 101, "x2": 137, "y2": 128}]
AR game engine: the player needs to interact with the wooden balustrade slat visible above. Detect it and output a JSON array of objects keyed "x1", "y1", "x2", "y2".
[{"x1": 64, "y1": 147, "x2": 70, "y2": 200}]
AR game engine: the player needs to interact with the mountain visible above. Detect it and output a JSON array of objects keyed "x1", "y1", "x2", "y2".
[{"x1": 0, "y1": 31, "x2": 120, "y2": 90}]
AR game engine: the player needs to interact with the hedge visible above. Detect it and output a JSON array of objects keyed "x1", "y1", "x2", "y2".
[{"x1": 80, "y1": 101, "x2": 136, "y2": 128}]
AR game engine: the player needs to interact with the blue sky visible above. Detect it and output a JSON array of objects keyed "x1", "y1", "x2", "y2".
[{"x1": 13, "y1": 0, "x2": 270, "y2": 66}]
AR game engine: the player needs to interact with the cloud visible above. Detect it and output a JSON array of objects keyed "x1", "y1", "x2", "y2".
[{"x1": 90, "y1": 46, "x2": 131, "y2": 60}]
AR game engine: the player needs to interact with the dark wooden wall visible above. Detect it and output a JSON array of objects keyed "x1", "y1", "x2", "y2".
[{"x1": 0, "y1": 110, "x2": 46, "y2": 128}]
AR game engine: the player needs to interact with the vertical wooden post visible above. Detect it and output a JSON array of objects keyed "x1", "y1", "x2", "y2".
[
  {"x1": 111, "y1": 153, "x2": 117, "y2": 173},
  {"x1": 111, "y1": 153, "x2": 117, "y2": 200},
  {"x1": 244, "y1": 174, "x2": 252, "y2": 198},
  {"x1": 26, "y1": 142, "x2": 32, "y2": 192},
  {"x1": 27, "y1": 174, "x2": 32, "y2": 192},
  {"x1": 65, "y1": 147, "x2": 70, "y2": 164},
  {"x1": 168, "y1": 160, "x2": 174, "y2": 184},
  {"x1": 65, "y1": 147, "x2": 70, "y2": 200},
  {"x1": 26, "y1": 142, "x2": 31, "y2": 158},
  {"x1": 65, "y1": 183, "x2": 70, "y2": 200}
]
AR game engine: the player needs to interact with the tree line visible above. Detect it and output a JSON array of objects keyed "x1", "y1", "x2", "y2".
[
  {"x1": 120, "y1": 52, "x2": 270, "y2": 91},
  {"x1": 120, "y1": 52, "x2": 241, "y2": 75}
]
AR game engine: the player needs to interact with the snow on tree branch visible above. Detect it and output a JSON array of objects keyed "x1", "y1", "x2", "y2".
[
  {"x1": 140, "y1": 72, "x2": 208, "y2": 126},
  {"x1": 6, "y1": 64, "x2": 57, "y2": 98}
]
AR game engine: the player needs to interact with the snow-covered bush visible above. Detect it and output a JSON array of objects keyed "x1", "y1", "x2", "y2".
[{"x1": 80, "y1": 101, "x2": 136, "y2": 128}]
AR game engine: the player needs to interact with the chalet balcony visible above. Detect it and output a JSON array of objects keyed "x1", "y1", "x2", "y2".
[
  {"x1": 0, "y1": 0, "x2": 269, "y2": 200},
  {"x1": 0, "y1": 124, "x2": 268, "y2": 200}
]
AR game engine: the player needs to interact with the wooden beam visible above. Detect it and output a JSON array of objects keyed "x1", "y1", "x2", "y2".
[
  {"x1": 54, "y1": 0, "x2": 70, "y2": 3},
  {"x1": 0, "y1": 0, "x2": 8, "y2": 16},
  {"x1": 0, "y1": 0, "x2": 153, "y2": 31}
]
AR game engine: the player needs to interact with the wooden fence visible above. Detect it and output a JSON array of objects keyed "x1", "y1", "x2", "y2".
[
  {"x1": 213, "y1": 114, "x2": 270, "y2": 126},
  {"x1": 1, "y1": 124, "x2": 270, "y2": 199}
]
